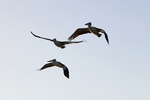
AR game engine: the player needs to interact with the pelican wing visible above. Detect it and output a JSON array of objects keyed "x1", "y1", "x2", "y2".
[
  {"x1": 103, "y1": 31, "x2": 109, "y2": 44},
  {"x1": 63, "y1": 67, "x2": 69, "y2": 78},
  {"x1": 60, "y1": 40, "x2": 84, "y2": 45},
  {"x1": 30, "y1": 31, "x2": 52, "y2": 41},
  {"x1": 57, "y1": 61, "x2": 65, "y2": 67},
  {"x1": 68, "y1": 28, "x2": 90, "y2": 40},
  {"x1": 39, "y1": 63, "x2": 54, "y2": 70},
  {"x1": 96, "y1": 28, "x2": 109, "y2": 44}
]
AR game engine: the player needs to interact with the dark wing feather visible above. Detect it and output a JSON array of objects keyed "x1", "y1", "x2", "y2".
[
  {"x1": 96, "y1": 28, "x2": 109, "y2": 44},
  {"x1": 39, "y1": 63, "x2": 54, "y2": 70},
  {"x1": 63, "y1": 67, "x2": 69, "y2": 78},
  {"x1": 68, "y1": 28, "x2": 90, "y2": 40},
  {"x1": 30, "y1": 31, "x2": 52, "y2": 41},
  {"x1": 103, "y1": 31, "x2": 109, "y2": 44},
  {"x1": 60, "y1": 40, "x2": 83, "y2": 45}
]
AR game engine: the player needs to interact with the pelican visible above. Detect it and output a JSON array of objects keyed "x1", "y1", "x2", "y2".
[
  {"x1": 38, "y1": 59, "x2": 69, "y2": 78},
  {"x1": 30, "y1": 31, "x2": 84, "y2": 49},
  {"x1": 68, "y1": 22, "x2": 109, "y2": 44}
]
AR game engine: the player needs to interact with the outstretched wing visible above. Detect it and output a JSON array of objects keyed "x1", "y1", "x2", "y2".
[
  {"x1": 96, "y1": 28, "x2": 109, "y2": 44},
  {"x1": 68, "y1": 28, "x2": 90, "y2": 40},
  {"x1": 63, "y1": 67, "x2": 69, "y2": 79},
  {"x1": 38, "y1": 63, "x2": 54, "y2": 70},
  {"x1": 60, "y1": 40, "x2": 84, "y2": 45},
  {"x1": 30, "y1": 31, "x2": 52, "y2": 41}
]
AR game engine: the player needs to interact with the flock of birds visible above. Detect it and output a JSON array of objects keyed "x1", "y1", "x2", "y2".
[{"x1": 31, "y1": 22, "x2": 109, "y2": 79}]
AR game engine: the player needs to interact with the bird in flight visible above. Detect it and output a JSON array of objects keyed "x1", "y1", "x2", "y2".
[
  {"x1": 38, "y1": 59, "x2": 69, "y2": 79},
  {"x1": 68, "y1": 22, "x2": 109, "y2": 44},
  {"x1": 31, "y1": 31, "x2": 84, "y2": 49}
]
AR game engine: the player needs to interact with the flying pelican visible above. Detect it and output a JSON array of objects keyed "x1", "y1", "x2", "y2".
[
  {"x1": 68, "y1": 22, "x2": 109, "y2": 44},
  {"x1": 30, "y1": 31, "x2": 84, "y2": 49},
  {"x1": 38, "y1": 59, "x2": 69, "y2": 79}
]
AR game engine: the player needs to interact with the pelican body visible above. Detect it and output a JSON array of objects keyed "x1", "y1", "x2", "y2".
[
  {"x1": 31, "y1": 31, "x2": 84, "y2": 49},
  {"x1": 38, "y1": 59, "x2": 69, "y2": 78},
  {"x1": 68, "y1": 22, "x2": 109, "y2": 44}
]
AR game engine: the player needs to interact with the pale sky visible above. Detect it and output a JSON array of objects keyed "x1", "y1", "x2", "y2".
[{"x1": 0, "y1": 0, "x2": 150, "y2": 100}]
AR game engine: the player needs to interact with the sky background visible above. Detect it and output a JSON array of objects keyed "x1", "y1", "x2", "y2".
[{"x1": 0, "y1": 0, "x2": 150, "y2": 100}]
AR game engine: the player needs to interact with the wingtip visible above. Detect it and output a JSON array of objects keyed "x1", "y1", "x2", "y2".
[
  {"x1": 64, "y1": 73, "x2": 69, "y2": 79},
  {"x1": 107, "y1": 39, "x2": 109, "y2": 45},
  {"x1": 65, "y1": 75, "x2": 69, "y2": 79},
  {"x1": 30, "y1": 31, "x2": 34, "y2": 35},
  {"x1": 82, "y1": 39, "x2": 87, "y2": 42},
  {"x1": 106, "y1": 41, "x2": 109, "y2": 45},
  {"x1": 63, "y1": 67, "x2": 69, "y2": 79},
  {"x1": 67, "y1": 76, "x2": 69, "y2": 79},
  {"x1": 36, "y1": 69, "x2": 41, "y2": 71}
]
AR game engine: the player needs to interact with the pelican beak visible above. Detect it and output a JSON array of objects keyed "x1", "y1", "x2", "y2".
[
  {"x1": 85, "y1": 22, "x2": 91, "y2": 25},
  {"x1": 51, "y1": 38, "x2": 56, "y2": 41},
  {"x1": 47, "y1": 59, "x2": 56, "y2": 62},
  {"x1": 85, "y1": 23, "x2": 89, "y2": 25},
  {"x1": 47, "y1": 59, "x2": 54, "y2": 62}
]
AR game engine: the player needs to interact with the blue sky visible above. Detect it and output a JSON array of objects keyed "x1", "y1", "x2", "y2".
[{"x1": 0, "y1": 0, "x2": 150, "y2": 100}]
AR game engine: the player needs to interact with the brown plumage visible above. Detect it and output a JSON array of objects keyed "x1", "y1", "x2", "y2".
[
  {"x1": 31, "y1": 31, "x2": 84, "y2": 49},
  {"x1": 68, "y1": 22, "x2": 109, "y2": 44},
  {"x1": 38, "y1": 59, "x2": 69, "y2": 79}
]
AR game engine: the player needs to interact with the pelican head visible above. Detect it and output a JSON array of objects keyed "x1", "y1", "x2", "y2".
[
  {"x1": 85, "y1": 22, "x2": 92, "y2": 26},
  {"x1": 51, "y1": 38, "x2": 57, "y2": 41},
  {"x1": 47, "y1": 59, "x2": 56, "y2": 62}
]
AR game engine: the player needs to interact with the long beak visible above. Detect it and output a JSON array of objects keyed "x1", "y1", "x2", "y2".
[
  {"x1": 47, "y1": 59, "x2": 54, "y2": 62},
  {"x1": 85, "y1": 22, "x2": 91, "y2": 25},
  {"x1": 85, "y1": 23, "x2": 89, "y2": 25}
]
